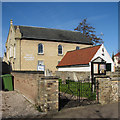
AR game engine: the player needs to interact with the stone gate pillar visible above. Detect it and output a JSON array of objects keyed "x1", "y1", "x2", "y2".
[
  {"x1": 96, "y1": 75, "x2": 118, "y2": 104},
  {"x1": 37, "y1": 76, "x2": 59, "y2": 112}
]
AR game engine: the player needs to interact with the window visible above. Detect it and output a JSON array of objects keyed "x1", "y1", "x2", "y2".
[
  {"x1": 10, "y1": 46, "x2": 13, "y2": 58},
  {"x1": 38, "y1": 43, "x2": 44, "y2": 54},
  {"x1": 102, "y1": 48, "x2": 104, "y2": 52},
  {"x1": 10, "y1": 47, "x2": 11, "y2": 57},
  {"x1": 38, "y1": 60, "x2": 44, "y2": 65},
  {"x1": 102, "y1": 48, "x2": 104, "y2": 56},
  {"x1": 14, "y1": 45, "x2": 16, "y2": 58},
  {"x1": 76, "y1": 46, "x2": 80, "y2": 50},
  {"x1": 106, "y1": 63, "x2": 111, "y2": 71},
  {"x1": 7, "y1": 50, "x2": 9, "y2": 61},
  {"x1": 58, "y1": 45, "x2": 63, "y2": 55}
]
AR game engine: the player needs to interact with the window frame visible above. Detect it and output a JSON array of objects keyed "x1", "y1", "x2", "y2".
[
  {"x1": 38, "y1": 43, "x2": 44, "y2": 55},
  {"x1": 14, "y1": 44, "x2": 16, "y2": 59},
  {"x1": 58, "y1": 45, "x2": 63, "y2": 55},
  {"x1": 76, "y1": 46, "x2": 80, "y2": 50}
]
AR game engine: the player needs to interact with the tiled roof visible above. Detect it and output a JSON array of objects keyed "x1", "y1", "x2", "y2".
[
  {"x1": 14, "y1": 25, "x2": 93, "y2": 45},
  {"x1": 114, "y1": 52, "x2": 120, "y2": 57},
  {"x1": 57, "y1": 45, "x2": 101, "y2": 67}
]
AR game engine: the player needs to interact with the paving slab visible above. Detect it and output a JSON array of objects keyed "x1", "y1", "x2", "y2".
[{"x1": 1, "y1": 91, "x2": 46, "y2": 119}]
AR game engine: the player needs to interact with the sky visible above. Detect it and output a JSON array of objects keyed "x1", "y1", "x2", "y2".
[{"x1": 1, "y1": 2, "x2": 118, "y2": 57}]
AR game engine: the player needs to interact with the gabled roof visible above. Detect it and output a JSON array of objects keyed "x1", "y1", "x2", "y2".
[
  {"x1": 14, "y1": 25, "x2": 93, "y2": 45},
  {"x1": 114, "y1": 52, "x2": 120, "y2": 57},
  {"x1": 57, "y1": 45, "x2": 101, "y2": 67}
]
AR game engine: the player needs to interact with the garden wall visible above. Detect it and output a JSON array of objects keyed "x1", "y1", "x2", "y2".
[
  {"x1": 56, "y1": 71, "x2": 90, "y2": 82},
  {"x1": 96, "y1": 76, "x2": 119, "y2": 104},
  {"x1": 11, "y1": 71, "x2": 44, "y2": 104},
  {"x1": 11, "y1": 71, "x2": 59, "y2": 112}
]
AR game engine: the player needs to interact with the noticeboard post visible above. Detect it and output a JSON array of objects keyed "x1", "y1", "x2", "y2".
[{"x1": 91, "y1": 62, "x2": 106, "y2": 92}]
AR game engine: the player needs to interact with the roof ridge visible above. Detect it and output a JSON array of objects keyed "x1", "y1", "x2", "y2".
[
  {"x1": 14, "y1": 25, "x2": 83, "y2": 33},
  {"x1": 67, "y1": 44, "x2": 102, "y2": 53}
]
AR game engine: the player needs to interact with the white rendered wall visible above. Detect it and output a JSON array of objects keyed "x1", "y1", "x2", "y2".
[
  {"x1": 114, "y1": 56, "x2": 118, "y2": 67},
  {"x1": 58, "y1": 66, "x2": 91, "y2": 72},
  {"x1": 91, "y1": 44, "x2": 114, "y2": 72}
]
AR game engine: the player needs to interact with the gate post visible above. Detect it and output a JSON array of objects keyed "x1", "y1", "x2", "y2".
[{"x1": 37, "y1": 76, "x2": 59, "y2": 112}]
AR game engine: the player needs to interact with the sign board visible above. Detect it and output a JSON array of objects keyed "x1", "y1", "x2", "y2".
[
  {"x1": 100, "y1": 64, "x2": 106, "y2": 74},
  {"x1": 92, "y1": 62, "x2": 106, "y2": 75},
  {"x1": 93, "y1": 64, "x2": 98, "y2": 74},
  {"x1": 37, "y1": 65, "x2": 45, "y2": 71},
  {"x1": 24, "y1": 54, "x2": 34, "y2": 61}
]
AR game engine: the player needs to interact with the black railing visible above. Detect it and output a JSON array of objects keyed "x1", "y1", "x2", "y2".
[{"x1": 59, "y1": 79, "x2": 99, "y2": 110}]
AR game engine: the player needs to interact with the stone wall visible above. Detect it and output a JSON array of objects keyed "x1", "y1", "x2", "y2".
[
  {"x1": 56, "y1": 71, "x2": 90, "y2": 82},
  {"x1": 37, "y1": 76, "x2": 59, "y2": 112},
  {"x1": 96, "y1": 76, "x2": 119, "y2": 104},
  {"x1": 11, "y1": 71, "x2": 44, "y2": 104}
]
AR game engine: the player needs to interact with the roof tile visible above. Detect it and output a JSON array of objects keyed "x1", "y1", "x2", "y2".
[
  {"x1": 14, "y1": 25, "x2": 93, "y2": 45},
  {"x1": 57, "y1": 45, "x2": 101, "y2": 67}
]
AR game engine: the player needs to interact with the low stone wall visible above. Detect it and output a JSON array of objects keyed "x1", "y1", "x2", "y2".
[
  {"x1": 96, "y1": 76, "x2": 119, "y2": 104},
  {"x1": 56, "y1": 71, "x2": 90, "y2": 81},
  {"x1": 110, "y1": 80, "x2": 119, "y2": 102},
  {"x1": 11, "y1": 71, "x2": 44, "y2": 104},
  {"x1": 37, "y1": 76, "x2": 59, "y2": 112}
]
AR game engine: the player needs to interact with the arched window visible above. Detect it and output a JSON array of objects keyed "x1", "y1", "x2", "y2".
[
  {"x1": 58, "y1": 45, "x2": 63, "y2": 55},
  {"x1": 38, "y1": 43, "x2": 43, "y2": 54},
  {"x1": 76, "y1": 46, "x2": 80, "y2": 50}
]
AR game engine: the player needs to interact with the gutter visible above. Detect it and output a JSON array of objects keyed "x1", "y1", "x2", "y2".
[
  {"x1": 56, "y1": 64, "x2": 90, "y2": 68},
  {"x1": 21, "y1": 37, "x2": 93, "y2": 45}
]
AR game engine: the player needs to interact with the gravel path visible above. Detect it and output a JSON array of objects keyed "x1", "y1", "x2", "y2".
[{"x1": 1, "y1": 91, "x2": 46, "y2": 119}]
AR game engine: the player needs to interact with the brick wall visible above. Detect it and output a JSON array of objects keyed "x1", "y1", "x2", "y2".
[
  {"x1": 11, "y1": 71, "x2": 59, "y2": 112},
  {"x1": 11, "y1": 71, "x2": 44, "y2": 104}
]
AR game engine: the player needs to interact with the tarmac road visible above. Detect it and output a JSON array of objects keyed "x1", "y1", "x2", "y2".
[{"x1": 42, "y1": 102, "x2": 119, "y2": 119}]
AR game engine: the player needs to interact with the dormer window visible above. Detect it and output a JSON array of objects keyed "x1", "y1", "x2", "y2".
[{"x1": 38, "y1": 43, "x2": 44, "y2": 54}]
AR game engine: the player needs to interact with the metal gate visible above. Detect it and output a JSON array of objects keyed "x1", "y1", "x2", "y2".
[{"x1": 59, "y1": 79, "x2": 99, "y2": 110}]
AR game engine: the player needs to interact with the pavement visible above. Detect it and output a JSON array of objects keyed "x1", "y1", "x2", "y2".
[
  {"x1": 0, "y1": 91, "x2": 119, "y2": 119},
  {"x1": 42, "y1": 102, "x2": 119, "y2": 119},
  {"x1": 1, "y1": 91, "x2": 46, "y2": 119}
]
